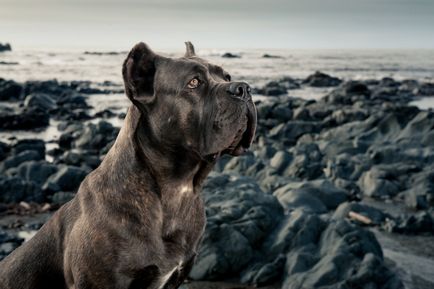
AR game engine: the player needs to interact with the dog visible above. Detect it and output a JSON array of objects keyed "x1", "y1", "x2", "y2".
[{"x1": 0, "y1": 41, "x2": 257, "y2": 289}]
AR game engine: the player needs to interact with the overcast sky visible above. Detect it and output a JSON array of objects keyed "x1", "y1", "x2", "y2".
[{"x1": 1, "y1": 0, "x2": 434, "y2": 50}]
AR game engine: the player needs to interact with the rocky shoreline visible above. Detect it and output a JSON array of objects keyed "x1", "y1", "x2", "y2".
[{"x1": 1, "y1": 72, "x2": 434, "y2": 288}]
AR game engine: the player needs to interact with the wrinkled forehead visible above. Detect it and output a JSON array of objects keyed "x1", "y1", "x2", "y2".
[{"x1": 154, "y1": 56, "x2": 226, "y2": 90}]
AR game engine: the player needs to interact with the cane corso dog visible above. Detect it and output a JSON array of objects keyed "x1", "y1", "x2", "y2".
[{"x1": 0, "y1": 42, "x2": 257, "y2": 289}]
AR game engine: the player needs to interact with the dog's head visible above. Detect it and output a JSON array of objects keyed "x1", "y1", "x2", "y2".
[{"x1": 122, "y1": 42, "x2": 257, "y2": 161}]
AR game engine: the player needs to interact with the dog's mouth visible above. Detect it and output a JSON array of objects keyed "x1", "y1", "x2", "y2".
[{"x1": 223, "y1": 100, "x2": 257, "y2": 156}]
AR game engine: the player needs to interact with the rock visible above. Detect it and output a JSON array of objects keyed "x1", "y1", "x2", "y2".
[
  {"x1": 416, "y1": 82, "x2": 434, "y2": 96},
  {"x1": 94, "y1": 109, "x2": 117, "y2": 118},
  {"x1": 333, "y1": 202, "x2": 387, "y2": 225},
  {"x1": 24, "y1": 93, "x2": 57, "y2": 111},
  {"x1": 269, "y1": 103, "x2": 293, "y2": 121},
  {"x1": 303, "y1": 71, "x2": 342, "y2": 87},
  {"x1": 383, "y1": 212, "x2": 434, "y2": 234},
  {"x1": 0, "y1": 141, "x2": 10, "y2": 161},
  {"x1": 190, "y1": 173, "x2": 283, "y2": 280},
  {"x1": 273, "y1": 180, "x2": 348, "y2": 213},
  {"x1": 0, "y1": 176, "x2": 44, "y2": 203},
  {"x1": 0, "y1": 150, "x2": 43, "y2": 173},
  {"x1": 357, "y1": 165, "x2": 415, "y2": 198},
  {"x1": 16, "y1": 160, "x2": 58, "y2": 185},
  {"x1": 283, "y1": 143, "x2": 323, "y2": 180},
  {"x1": 44, "y1": 165, "x2": 88, "y2": 193},
  {"x1": 73, "y1": 121, "x2": 119, "y2": 152},
  {"x1": 282, "y1": 220, "x2": 400, "y2": 289},
  {"x1": 269, "y1": 150, "x2": 292, "y2": 174},
  {"x1": 324, "y1": 81, "x2": 370, "y2": 104},
  {"x1": 262, "y1": 54, "x2": 282, "y2": 59},
  {"x1": 403, "y1": 168, "x2": 434, "y2": 208},
  {"x1": 222, "y1": 52, "x2": 240, "y2": 58},
  {"x1": 83, "y1": 51, "x2": 125, "y2": 56},
  {"x1": 278, "y1": 77, "x2": 300, "y2": 90},
  {"x1": 0, "y1": 107, "x2": 49, "y2": 130},
  {"x1": 12, "y1": 139, "x2": 45, "y2": 159},
  {"x1": 50, "y1": 191, "x2": 75, "y2": 205},
  {"x1": 273, "y1": 185, "x2": 328, "y2": 214},
  {"x1": 269, "y1": 121, "x2": 319, "y2": 145},
  {"x1": 358, "y1": 167, "x2": 399, "y2": 198},
  {"x1": 0, "y1": 229, "x2": 24, "y2": 261},
  {"x1": 0, "y1": 43, "x2": 12, "y2": 52},
  {"x1": 258, "y1": 81, "x2": 288, "y2": 96},
  {"x1": 0, "y1": 78, "x2": 22, "y2": 100}
]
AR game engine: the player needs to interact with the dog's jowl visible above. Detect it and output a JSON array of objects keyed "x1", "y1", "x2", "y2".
[{"x1": 0, "y1": 42, "x2": 257, "y2": 289}]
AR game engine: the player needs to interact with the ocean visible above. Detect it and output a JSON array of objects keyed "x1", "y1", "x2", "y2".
[{"x1": 1, "y1": 48, "x2": 434, "y2": 143}]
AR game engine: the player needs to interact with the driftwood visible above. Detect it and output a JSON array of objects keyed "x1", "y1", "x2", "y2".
[{"x1": 348, "y1": 211, "x2": 373, "y2": 225}]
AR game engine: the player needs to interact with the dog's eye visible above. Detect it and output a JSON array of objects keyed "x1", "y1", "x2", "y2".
[
  {"x1": 225, "y1": 74, "x2": 231, "y2": 81},
  {"x1": 187, "y1": 78, "x2": 201, "y2": 89}
]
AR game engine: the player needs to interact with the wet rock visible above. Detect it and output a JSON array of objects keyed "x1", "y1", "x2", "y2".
[
  {"x1": 0, "y1": 78, "x2": 22, "y2": 100},
  {"x1": 0, "y1": 107, "x2": 49, "y2": 130},
  {"x1": 0, "y1": 229, "x2": 24, "y2": 261},
  {"x1": 269, "y1": 121, "x2": 319, "y2": 145},
  {"x1": 44, "y1": 165, "x2": 88, "y2": 193},
  {"x1": 284, "y1": 143, "x2": 323, "y2": 180},
  {"x1": 333, "y1": 202, "x2": 387, "y2": 225},
  {"x1": 269, "y1": 103, "x2": 293, "y2": 121},
  {"x1": 269, "y1": 150, "x2": 293, "y2": 175},
  {"x1": 0, "y1": 176, "x2": 44, "y2": 203},
  {"x1": 94, "y1": 109, "x2": 117, "y2": 118},
  {"x1": 303, "y1": 71, "x2": 342, "y2": 87},
  {"x1": 358, "y1": 166, "x2": 401, "y2": 198},
  {"x1": 0, "y1": 150, "x2": 43, "y2": 173},
  {"x1": 402, "y1": 168, "x2": 434, "y2": 208},
  {"x1": 0, "y1": 43, "x2": 12, "y2": 52},
  {"x1": 50, "y1": 191, "x2": 75, "y2": 205},
  {"x1": 323, "y1": 81, "x2": 370, "y2": 104},
  {"x1": 383, "y1": 212, "x2": 434, "y2": 234},
  {"x1": 274, "y1": 180, "x2": 348, "y2": 213},
  {"x1": 282, "y1": 220, "x2": 400, "y2": 289},
  {"x1": 262, "y1": 54, "x2": 282, "y2": 59},
  {"x1": 278, "y1": 77, "x2": 300, "y2": 90},
  {"x1": 190, "y1": 173, "x2": 283, "y2": 280},
  {"x1": 222, "y1": 52, "x2": 240, "y2": 58},
  {"x1": 0, "y1": 141, "x2": 10, "y2": 161},
  {"x1": 24, "y1": 93, "x2": 57, "y2": 111},
  {"x1": 73, "y1": 121, "x2": 119, "y2": 152},
  {"x1": 12, "y1": 139, "x2": 45, "y2": 159},
  {"x1": 417, "y1": 82, "x2": 434, "y2": 96},
  {"x1": 258, "y1": 81, "x2": 288, "y2": 96},
  {"x1": 273, "y1": 185, "x2": 328, "y2": 214},
  {"x1": 16, "y1": 160, "x2": 58, "y2": 185}
]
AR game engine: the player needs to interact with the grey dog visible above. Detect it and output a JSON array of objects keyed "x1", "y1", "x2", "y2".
[{"x1": 0, "y1": 41, "x2": 257, "y2": 289}]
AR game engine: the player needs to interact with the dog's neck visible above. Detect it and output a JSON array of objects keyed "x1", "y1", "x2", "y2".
[{"x1": 100, "y1": 105, "x2": 215, "y2": 197}]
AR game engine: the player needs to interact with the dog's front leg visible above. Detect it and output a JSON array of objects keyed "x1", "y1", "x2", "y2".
[{"x1": 162, "y1": 255, "x2": 196, "y2": 289}]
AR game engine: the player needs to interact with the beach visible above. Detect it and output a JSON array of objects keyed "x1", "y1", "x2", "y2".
[{"x1": 1, "y1": 48, "x2": 434, "y2": 288}]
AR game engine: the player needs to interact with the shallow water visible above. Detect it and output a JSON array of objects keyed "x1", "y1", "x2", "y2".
[
  {"x1": 1, "y1": 49, "x2": 434, "y2": 84},
  {"x1": 1, "y1": 48, "x2": 434, "y2": 145}
]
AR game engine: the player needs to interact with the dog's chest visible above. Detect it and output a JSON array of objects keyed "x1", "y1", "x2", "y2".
[{"x1": 161, "y1": 185, "x2": 206, "y2": 246}]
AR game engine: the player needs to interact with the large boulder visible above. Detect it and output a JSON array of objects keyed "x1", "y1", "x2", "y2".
[
  {"x1": 0, "y1": 176, "x2": 44, "y2": 203},
  {"x1": 0, "y1": 229, "x2": 24, "y2": 261},
  {"x1": 303, "y1": 71, "x2": 342, "y2": 87},
  {"x1": 24, "y1": 93, "x2": 57, "y2": 111},
  {"x1": 190, "y1": 173, "x2": 283, "y2": 280},
  {"x1": 0, "y1": 43, "x2": 12, "y2": 52},
  {"x1": 0, "y1": 78, "x2": 22, "y2": 100},
  {"x1": 0, "y1": 107, "x2": 49, "y2": 130},
  {"x1": 44, "y1": 165, "x2": 88, "y2": 193}
]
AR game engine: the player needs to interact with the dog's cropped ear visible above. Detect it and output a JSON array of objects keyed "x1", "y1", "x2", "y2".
[
  {"x1": 185, "y1": 41, "x2": 196, "y2": 57},
  {"x1": 122, "y1": 42, "x2": 157, "y2": 105}
]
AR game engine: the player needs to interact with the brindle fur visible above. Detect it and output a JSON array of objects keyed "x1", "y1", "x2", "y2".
[{"x1": 0, "y1": 42, "x2": 256, "y2": 289}]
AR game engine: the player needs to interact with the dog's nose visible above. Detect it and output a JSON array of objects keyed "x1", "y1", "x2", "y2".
[{"x1": 227, "y1": 82, "x2": 251, "y2": 101}]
